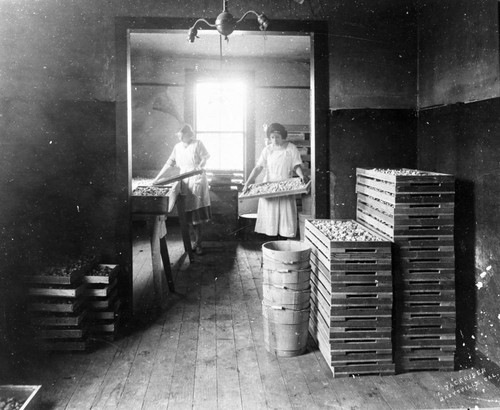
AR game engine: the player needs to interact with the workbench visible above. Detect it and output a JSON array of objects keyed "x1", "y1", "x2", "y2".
[{"x1": 132, "y1": 180, "x2": 194, "y2": 307}]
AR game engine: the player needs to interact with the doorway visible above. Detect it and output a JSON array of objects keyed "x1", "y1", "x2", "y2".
[{"x1": 115, "y1": 17, "x2": 329, "y2": 318}]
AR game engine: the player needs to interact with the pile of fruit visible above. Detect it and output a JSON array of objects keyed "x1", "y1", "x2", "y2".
[
  {"x1": 132, "y1": 186, "x2": 170, "y2": 196},
  {"x1": 87, "y1": 265, "x2": 115, "y2": 277},
  {"x1": 371, "y1": 168, "x2": 429, "y2": 176},
  {"x1": 310, "y1": 219, "x2": 383, "y2": 241},
  {"x1": 38, "y1": 255, "x2": 95, "y2": 277},
  {"x1": 0, "y1": 396, "x2": 24, "y2": 410},
  {"x1": 241, "y1": 178, "x2": 307, "y2": 197}
]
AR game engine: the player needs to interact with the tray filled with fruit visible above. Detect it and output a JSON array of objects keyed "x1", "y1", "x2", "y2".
[
  {"x1": 84, "y1": 264, "x2": 119, "y2": 285},
  {"x1": 239, "y1": 177, "x2": 310, "y2": 200},
  {"x1": 22, "y1": 255, "x2": 96, "y2": 285},
  {"x1": 131, "y1": 185, "x2": 173, "y2": 214},
  {"x1": 0, "y1": 385, "x2": 41, "y2": 410}
]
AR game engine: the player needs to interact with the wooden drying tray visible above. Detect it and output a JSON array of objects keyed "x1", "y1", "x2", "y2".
[{"x1": 239, "y1": 179, "x2": 311, "y2": 200}]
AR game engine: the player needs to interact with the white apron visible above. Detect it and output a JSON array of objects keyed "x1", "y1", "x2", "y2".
[
  {"x1": 254, "y1": 142, "x2": 301, "y2": 237},
  {"x1": 169, "y1": 140, "x2": 211, "y2": 213}
]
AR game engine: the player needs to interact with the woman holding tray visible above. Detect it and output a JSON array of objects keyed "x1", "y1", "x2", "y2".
[
  {"x1": 243, "y1": 123, "x2": 308, "y2": 238},
  {"x1": 153, "y1": 124, "x2": 211, "y2": 255}
]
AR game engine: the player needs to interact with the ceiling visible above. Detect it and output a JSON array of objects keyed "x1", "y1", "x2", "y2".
[{"x1": 130, "y1": 31, "x2": 311, "y2": 61}]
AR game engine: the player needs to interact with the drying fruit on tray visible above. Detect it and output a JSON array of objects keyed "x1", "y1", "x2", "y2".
[
  {"x1": 310, "y1": 220, "x2": 383, "y2": 241},
  {"x1": 87, "y1": 265, "x2": 115, "y2": 277},
  {"x1": 370, "y1": 168, "x2": 429, "y2": 176},
  {"x1": 132, "y1": 186, "x2": 170, "y2": 196},
  {"x1": 0, "y1": 397, "x2": 23, "y2": 410},
  {"x1": 240, "y1": 178, "x2": 309, "y2": 198},
  {"x1": 38, "y1": 255, "x2": 95, "y2": 276}
]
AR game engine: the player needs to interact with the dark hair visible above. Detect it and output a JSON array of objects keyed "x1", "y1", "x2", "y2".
[
  {"x1": 177, "y1": 124, "x2": 195, "y2": 139},
  {"x1": 266, "y1": 123, "x2": 287, "y2": 140}
]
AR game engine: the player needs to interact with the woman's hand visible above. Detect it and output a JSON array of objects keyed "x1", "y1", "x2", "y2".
[{"x1": 300, "y1": 174, "x2": 309, "y2": 184}]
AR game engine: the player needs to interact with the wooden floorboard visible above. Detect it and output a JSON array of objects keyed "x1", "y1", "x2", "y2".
[{"x1": 6, "y1": 224, "x2": 500, "y2": 409}]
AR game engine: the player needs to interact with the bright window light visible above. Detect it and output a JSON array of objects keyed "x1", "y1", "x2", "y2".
[{"x1": 195, "y1": 81, "x2": 246, "y2": 171}]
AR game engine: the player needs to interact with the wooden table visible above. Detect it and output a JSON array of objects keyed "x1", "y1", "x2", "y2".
[{"x1": 132, "y1": 181, "x2": 194, "y2": 306}]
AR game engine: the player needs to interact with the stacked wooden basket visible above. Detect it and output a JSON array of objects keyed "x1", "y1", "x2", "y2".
[
  {"x1": 305, "y1": 219, "x2": 395, "y2": 377},
  {"x1": 261, "y1": 241, "x2": 312, "y2": 357},
  {"x1": 355, "y1": 168, "x2": 456, "y2": 372}
]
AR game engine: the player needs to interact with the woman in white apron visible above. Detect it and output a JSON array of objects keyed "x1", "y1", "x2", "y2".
[
  {"x1": 243, "y1": 123, "x2": 308, "y2": 238},
  {"x1": 153, "y1": 124, "x2": 211, "y2": 254}
]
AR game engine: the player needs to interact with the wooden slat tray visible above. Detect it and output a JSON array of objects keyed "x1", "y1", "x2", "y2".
[
  {"x1": 90, "y1": 321, "x2": 119, "y2": 333},
  {"x1": 357, "y1": 202, "x2": 455, "y2": 228},
  {"x1": 396, "y1": 322, "x2": 456, "y2": 332},
  {"x1": 311, "y1": 251, "x2": 392, "y2": 283},
  {"x1": 332, "y1": 362, "x2": 396, "y2": 377},
  {"x1": 239, "y1": 178, "x2": 310, "y2": 200},
  {"x1": 331, "y1": 339, "x2": 392, "y2": 352},
  {"x1": 396, "y1": 334, "x2": 456, "y2": 346},
  {"x1": 330, "y1": 329, "x2": 392, "y2": 339},
  {"x1": 330, "y1": 304, "x2": 392, "y2": 322},
  {"x1": 357, "y1": 192, "x2": 455, "y2": 216},
  {"x1": 0, "y1": 385, "x2": 42, "y2": 410},
  {"x1": 89, "y1": 299, "x2": 121, "y2": 321},
  {"x1": 88, "y1": 289, "x2": 118, "y2": 309},
  {"x1": 399, "y1": 345, "x2": 456, "y2": 356},
  {"x1": 356, "y1": 168, "x2": 454, "y2": 186},
  {"x1": 28, "y1": 298, "x2": 86, "y2": 313},
  {"x1": 28, "y1": 283, "x2": 87, "y2": 298},
  {"x1": 395, "y1": 236, "x2": 455, "y2": 248},
  {"x1": 356, "y1": 174, "x2": 455, "y2": 195},
  {"x1": 398, "y1": 316, "x2": 456, "y2": 327},
  {"x1": 23, "y1": 268, "x2": 85, "y2": 286},
  {"x1": 84, "y1": 264, "x2": 119, "y2": 284},
  {"x1": 30, "y1": 310, "x2": 88, "y2": 327},
  {"x1": 397, "y1": 267, "x2": 455, "y2": 276},
  {"x1": 397, "y1": 249, "x2": 455, "y2": 259},
  {"x1": 305, "y1": 219, "x2": 391, "y2": 250},
  {"x1": 35, "y1": 326, "x2": 88, "y2": 339},
  {"x1": 330, "y1": 316, "x2": 393, "y2": 327},
  {"x1": 356, "y1": 183, "x2": 455, "y2": 205},
  {"x1": 86, "y1": 278, "x2": 117, "y2": 298},
  {"x1": 331, "y1": 352, "x2": 393, "y2": 361},
  {"x1": 309, "y1": 243, "x2": 392, "y2": 273},
  {"x1": 402, "y1": 300, "x2": 456, "y2": 312},
  {"x1": 131, "y1": 192, "x2": 170, "y2": 215},
  {"x1": 396, "y1": 362, "x2": 454, "y2": 372}
]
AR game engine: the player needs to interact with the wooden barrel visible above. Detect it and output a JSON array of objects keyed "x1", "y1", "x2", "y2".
[
  {"x1": 262, "y1": 283, "x2": 310, "y2": 309},
  {"x1": 262, "y1": 303, "x2": 310, "y2": 357},
  {"x1": 262, "y1": 240, "x2": 311, "y2": 271},
  {"x1": 261, "y1": 241, "x2": 311, "y2": 356},
  {"x1": 262, "y1": 267, "x2": 310, "y2": 290}
]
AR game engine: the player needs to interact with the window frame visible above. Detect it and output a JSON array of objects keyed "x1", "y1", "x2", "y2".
[{"x1": 184, "y1": 69, "x2": 255, "y2": 181}]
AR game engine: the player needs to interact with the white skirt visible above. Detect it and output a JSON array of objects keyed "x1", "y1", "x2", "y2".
[{"x1": 254, "y1": 196, "x2": 297, "y2": 238}]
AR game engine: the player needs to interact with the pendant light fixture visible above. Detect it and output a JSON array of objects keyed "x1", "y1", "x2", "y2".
[{"x1": 188, "y1": 0, "x2": 270, "y2": 43}]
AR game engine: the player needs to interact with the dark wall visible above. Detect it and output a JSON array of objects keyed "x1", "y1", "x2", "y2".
[
  {"x1": 418, "y1": 99, "x2": 500, "y2": 368},
  {"x1": 417, "y1": 0, "x2": 499, "y2": 107},
  {"x1": 329, "y1": 109, "x2": 418, "y2": 219},
  {"x1": 417, "y1": 0, "x2": 500, "y2": 369}
]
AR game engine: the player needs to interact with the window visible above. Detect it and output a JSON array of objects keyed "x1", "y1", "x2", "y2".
[{"x1": 195, "y1": 81, "x2": 246, "y2": 172}]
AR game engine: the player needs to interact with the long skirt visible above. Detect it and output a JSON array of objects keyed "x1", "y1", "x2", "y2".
[
  {"x1": 186, "y1": 205, "x2": 212, "y2": 226},
  {"x1": 254, "y1": 196, "x2": 297, "y2": 238}
]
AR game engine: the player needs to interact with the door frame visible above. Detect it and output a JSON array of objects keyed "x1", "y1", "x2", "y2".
[{"x1": 115, "y1": 17, "x2": 329, "y2": 318}]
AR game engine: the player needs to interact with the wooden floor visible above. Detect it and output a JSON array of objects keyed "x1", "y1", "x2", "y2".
[{"x1": 4, "y1": 222, "x2": 500, "y2": 409}]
